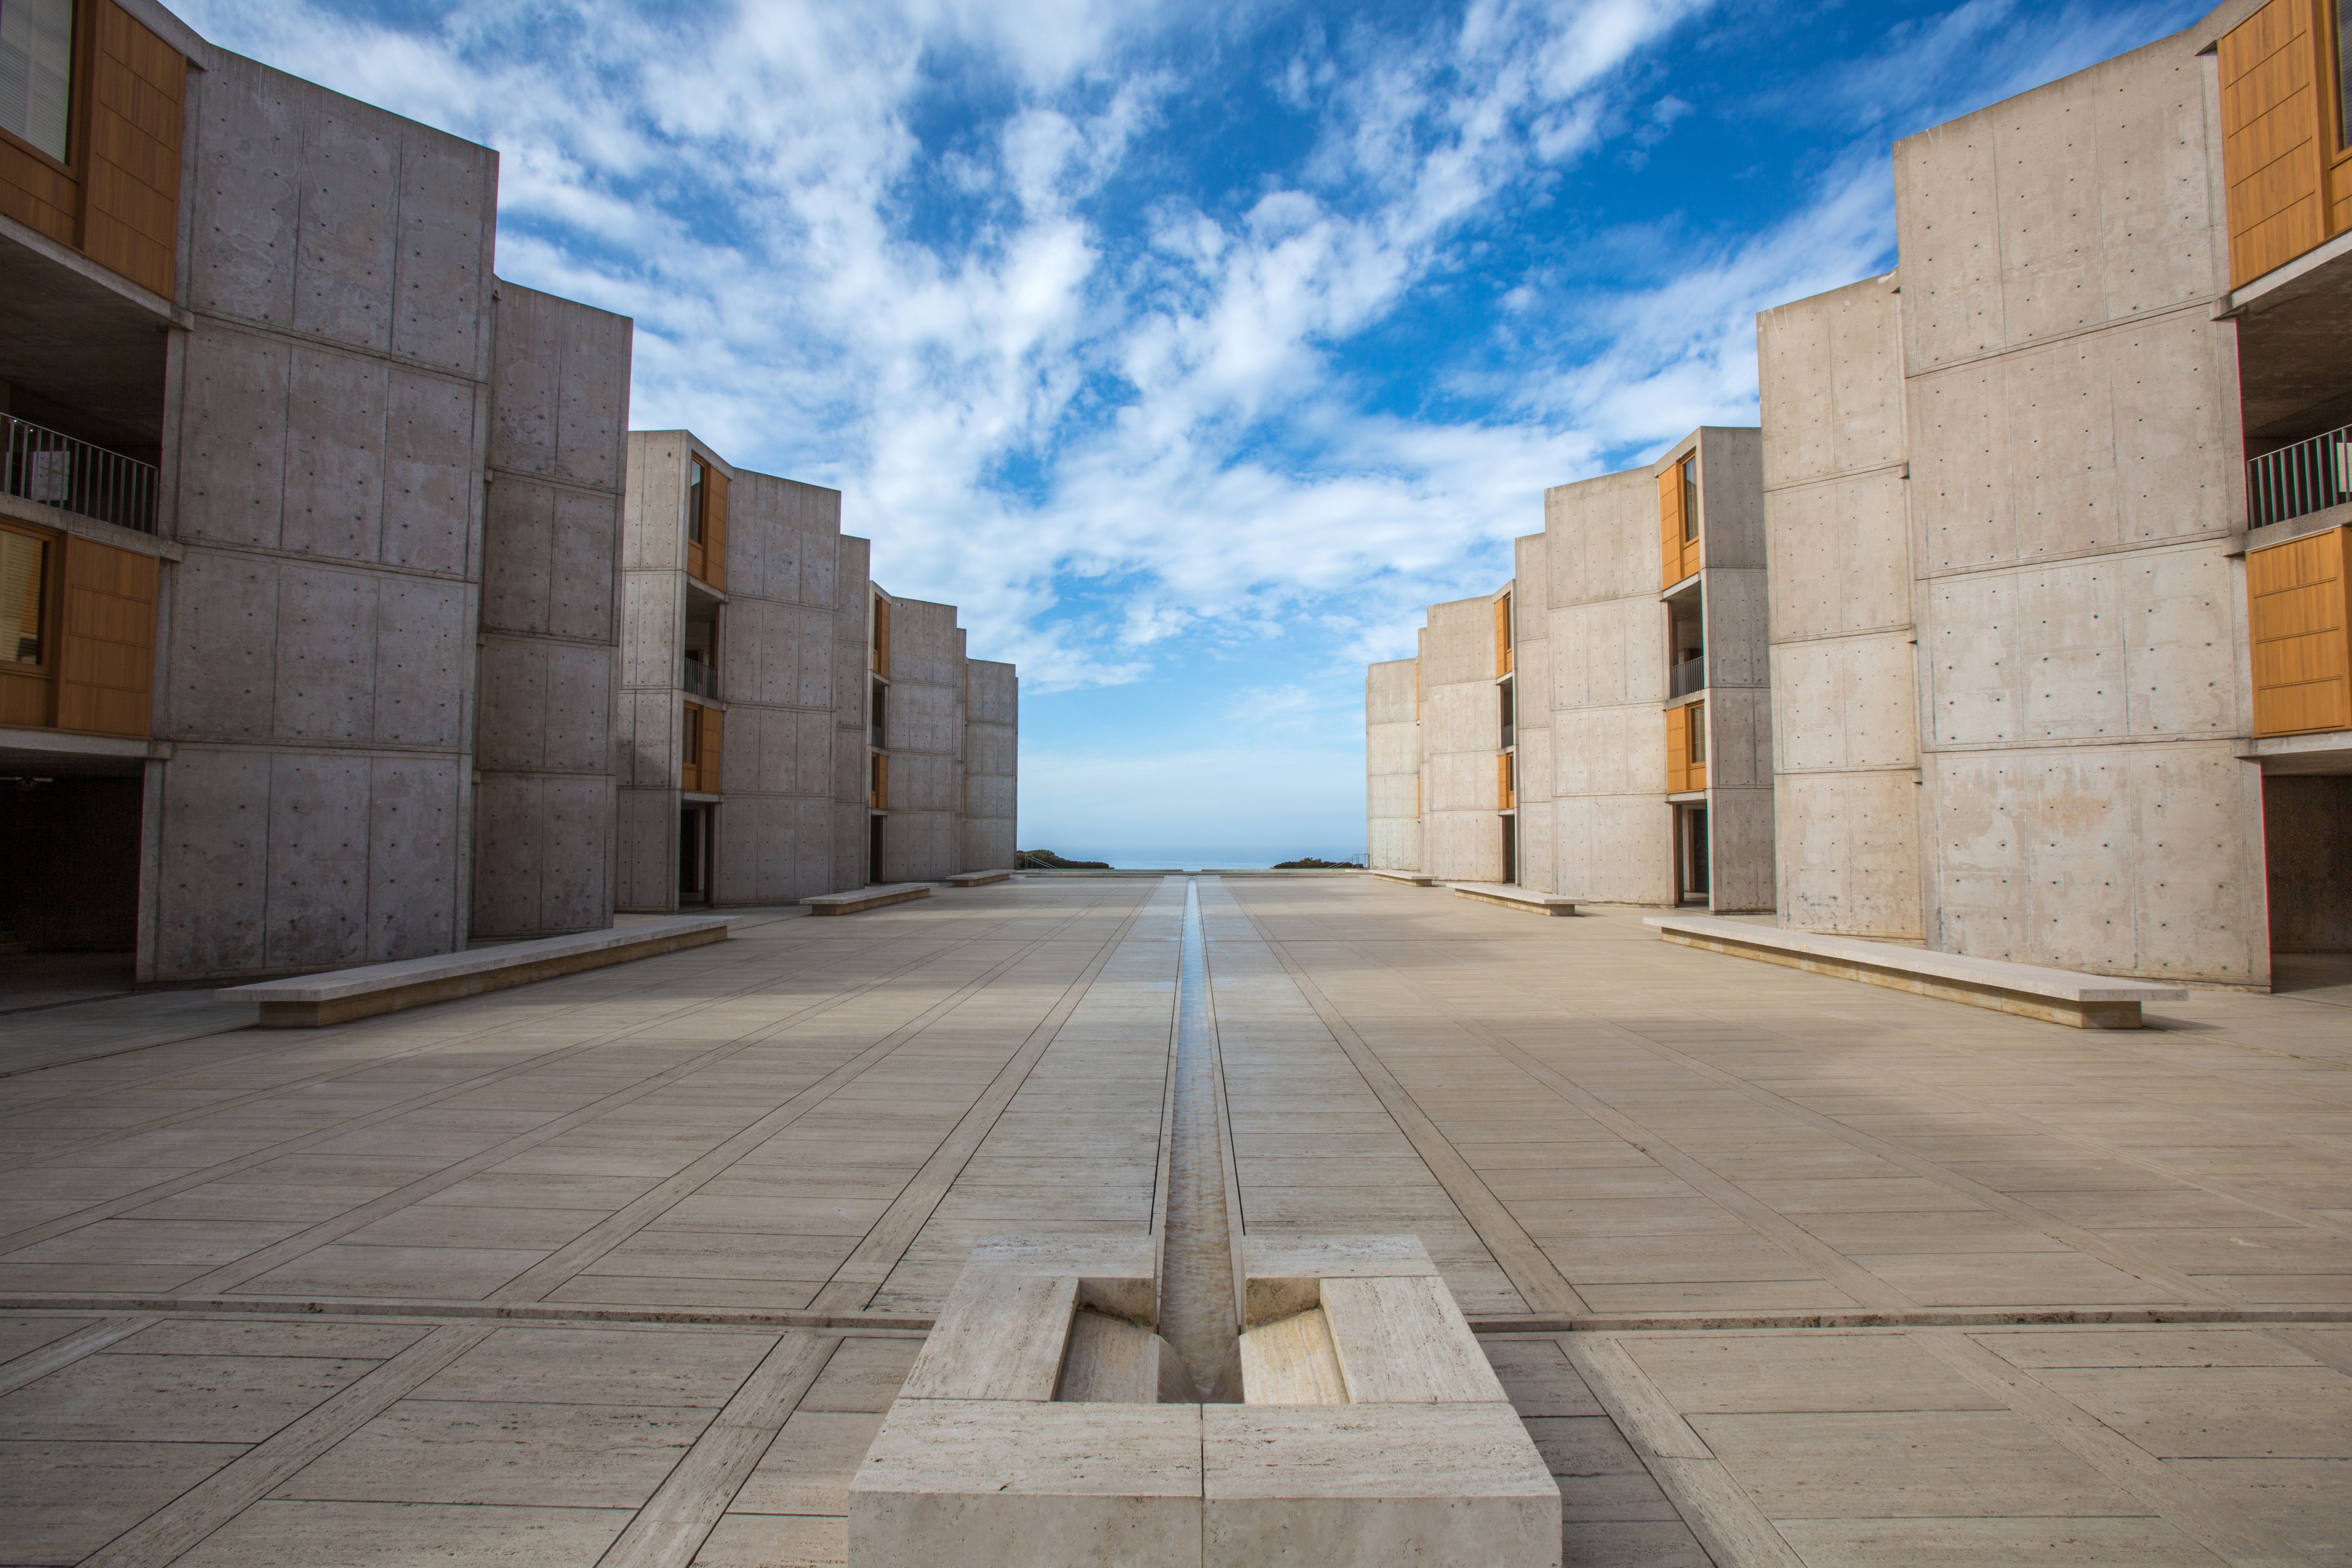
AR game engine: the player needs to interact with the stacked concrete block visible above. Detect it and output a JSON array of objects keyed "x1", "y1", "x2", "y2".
[
  {"x1": 1752, "y1": 29, "x2": 2269, "y2": 985},
  {"x1": 1540, "y1": 468, "x2": 1674, "y2": 905},
  {"x1": 1510, "y1": 532, "x2": 1555, "y2": 896},
  {"x1": 1418, "y1": 595, "x2": 1504, "y2": 883},
  {"x1": 712, "y1": 472, "x2": 852, "y2": 905},
  {"x1": 1363, "y1": 659, "x2": 1422, "y2": 872},
  {"x1": 472, "y1": 284, "x2": 631, "y2": 940},
  {"x1": 834, "y1": 539, "x2": 875, "y2": 888},
  {"x1": 1758, "y1": 274, "x2": 1925, "y2": 940},
  {"x1": 963, "y1": 659, "x2": 1018, "y2": 872},
  {"x1": 148, "y1": 50, "x2": 505, "y2": 981},
  {"x1": 878, "y1": 595, "x2": 966, "y2": 882}
]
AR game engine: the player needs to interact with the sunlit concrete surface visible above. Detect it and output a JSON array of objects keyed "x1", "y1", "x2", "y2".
[{"x1": 1, "y1": 877, "x2": 2348, "y2": 1567}]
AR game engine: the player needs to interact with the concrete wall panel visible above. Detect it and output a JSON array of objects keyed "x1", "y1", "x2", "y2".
[
  {"x1": 155, "y1": 749, "x2": 270, "y2": 975},
  {"x1": 178, "y1": 325, "x2": 290, "y2": 548},
  {"x1": 282, "y1": 345, "x2": 388, "y2": 562},
  {"x1": 273, "y1": 564, "x2": 377, "y2": 740},
  {"x1": 372, "y1": 577, "x2": 467, "y2": 746},
  {"x1": 292, "y1": 96, "x2": 401, "y2": 353},
  {"x1": 261, "y1": 753, "x2": 370, "y2": 969},
  {"x1": 365, "y1": 755, "x2": 457, "y2": 960},
  {"x1": 1710, "y1": 787, "x2": 1775, "y2": 912},
  {"x1": 1775, "y1": 771, "x2": 1925, "y2": 937},
  {"x1": 391, "y1": 127, "x2": 494, "y2": 375},
  {"x1": 383, "y1": 369, "x2": 477, "y2": 574},
  {"x1": 188, "y1": 52, "x2": 301, "y2": 327}
]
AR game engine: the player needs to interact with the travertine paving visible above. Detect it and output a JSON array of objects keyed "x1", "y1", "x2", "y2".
[{"x1": 0, "y1": 876, "x2": 2347, "y2": 1566}]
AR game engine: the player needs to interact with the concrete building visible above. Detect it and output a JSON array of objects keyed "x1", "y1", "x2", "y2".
[
  {"x1": 1757, "y1": 0, "x2": 2352, "y2": 985},
  {"x1": 1373, "y1": 430, "x2": 1775, "y2": 911},
  {"x1": 1372, "y1": 0, "x2": 2352, "y2": 980},
  {"x1": 615, "y1": 436, "x2": 1017, "y2": 910},
  {"x1": 0, "y1": 0, "x2": 632, "y2": 981},
  {"x1": 1, "y1": 0, "x2": 1018, "y2": 978}
]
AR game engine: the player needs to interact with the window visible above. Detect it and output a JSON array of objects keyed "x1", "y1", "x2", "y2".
[
  {"x1": 2, "y1": 527, "x2": 46, "y2": 664},
  {"x1": 687, "y1": 459, "x2": 705, "y2": 544},
  {"x1": 0, "y1": 0, "x2": 73, "y2": 164},
  {"x1": 1680, "y1": 456, "x2": 1698, "y2": 545},
  {"x1": 1687, "y1": 703, "x2": 1706, "y2": 766},
  {"x1": 2341, "y1": 0, "x2": 2350, "y2": 149}
]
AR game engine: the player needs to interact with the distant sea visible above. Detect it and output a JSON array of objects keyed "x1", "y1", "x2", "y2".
[{"x1": 1041, "y1": 846, "x2": 1369, "y2": 871}]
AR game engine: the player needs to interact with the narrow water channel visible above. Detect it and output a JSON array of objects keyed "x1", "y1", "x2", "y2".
[{"x1": 1157, "y1": 877, "x2": 1241, "y2": 1397}]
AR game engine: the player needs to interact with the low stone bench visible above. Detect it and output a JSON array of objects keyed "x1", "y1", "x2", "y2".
[
  {"x1": 1645, "y1": 914, "x2": 2188, "y2": 1029},
  {"x1": 218, "y1": 915, "x2": 730, "y2": 1028},
  {"x1": 946, "y1": 869, "x2": 1012, "y2": 887},
  {"x1": 1370, "y1": 870, "x2": 1436, "y2": 887},
  {"x1": 1449, "y1": 882, "x2": 1577, "y2": 915},
  {"x1": 802, "y1": 883, "x2": 933, "y2": 915}
]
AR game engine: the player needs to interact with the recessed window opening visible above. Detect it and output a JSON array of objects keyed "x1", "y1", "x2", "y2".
[
  {"x1": 687, "y1": 459, "x2": 706, "y2": 544},
  {"x1": 1680, "y1": 455, "x2": 1698, "y2": 544},
  {"x1": 1668, "y1": 590, "x2": 1705, "y2": 699},
  {"x1": 0, "y1": 0, "x2": 74, "y2": 164},
  {"x1": 871, "y1": 677, "x2": 886, "y2": 751},
  {"x1": 1498, "y1": 676, "x2": 1515, "y2": 749}
]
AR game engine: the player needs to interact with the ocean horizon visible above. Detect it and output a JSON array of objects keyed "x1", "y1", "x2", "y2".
[{"x1": 1033, "y1": 845, "x2": 1369, "y2": 871}]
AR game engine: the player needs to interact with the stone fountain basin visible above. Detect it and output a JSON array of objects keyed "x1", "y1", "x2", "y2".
[{"x1": 847, "y1": 1233, "x2": 1560, "y2": 1568}]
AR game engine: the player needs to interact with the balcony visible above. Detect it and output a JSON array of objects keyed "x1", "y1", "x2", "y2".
[
  {"x1": 1669, "y1": 654, "x2": 1706, "y2": 699},
  {"x1": 682, "y1": 656, "x2": 718, "y2": 701},
  {"x1": 2248, "y1": 424, "x2": 2352, "y2": 530},
  {"x1": 4, "y1": 415, "x2": 157, "y2": 534}
]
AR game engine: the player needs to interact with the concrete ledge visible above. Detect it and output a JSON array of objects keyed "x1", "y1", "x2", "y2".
[
  {"x1": 802, "y1": 883, "x2": 933, "y2": 914},
  {"x1": 946, "y1": 869, "x2": 1013, "y2": 887},
  {"x1": 216, "y1": 915, "x2": 730, "y2": 1028},
  {"x1": 1644, "y1": 914, "x2": 2188, "y2": 1029},
  {"x1": 1369, "y1": 870, "x2": 1436, "y2": 887},
  {"x1": 1448, "y1": 883, "x2": 1577, "y2": 915}
]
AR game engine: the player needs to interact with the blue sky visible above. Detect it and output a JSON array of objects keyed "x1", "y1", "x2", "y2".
[{"x1": 186, "y1": 0, "x2": 2203, "y2": 860}]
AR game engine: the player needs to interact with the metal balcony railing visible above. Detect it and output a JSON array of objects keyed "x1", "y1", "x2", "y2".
[
  {"x1": 3, "y1": 414, "x2": 159, "y2": 533},
  {"x1": 2248, "y1": 424, "x2": 2352, "y2": 528},
  {"x1": 1669, "y1": 654, "x2": 1706, "y2": 699},
  {"x1": 682, "y1": 658, "x2": 718, "y2": 700}
]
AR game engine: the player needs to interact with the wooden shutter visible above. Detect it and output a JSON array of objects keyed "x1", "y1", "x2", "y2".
[
  {"x1": 1497, "y1": 752, "x2": 1515, "y2": 810},
  {"x1": 1666, "y1": 703, "x2": 1689, "y2": 793},
  {"x1": 2250, "y1": 525, "x2": 2352, "y2": 735},
  {"x1": 701, "y1": 465, "x2": 728, "y2": 589},
  {"x1": 56, "y1": 536, "x2": 156, "y2": 737},
  {"x1": 82, "y1": 1, "x2": 186, "y2": 298},
  {"x1": 703, "y1": 704, "x2": 723, "y2": 790},
  {"x1": 873, "y1": 595, "x2": 890, "y2": 676},
  {"x1": 1687, "y1": 703, "x2": 1708, "y2": 792},
  {"x1": 871, "y1": 751, "x2": 889, "y2": 810},
  {"x1": 1493, "y1": 594, "x2": 1512, "y2": 676},
  {"x1": 2218, "y1": 0, "x2": 2336, "y2": 287},
  {"x1": 1679, "y1": 460, "x2": 1704, "y2": 583},
  {"x1": 681, "y1": 703, "x2": 701, "y2": 791},
  {"x1": 1658, "y1": 467, "x2": 1685, "y2": 589}
]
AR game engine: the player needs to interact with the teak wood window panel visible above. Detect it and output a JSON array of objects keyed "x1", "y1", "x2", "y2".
[
  {"x1": 2219, "y1": 0, "x2": 2349, "y2": 285},
  {"x1": 0, "y1": 519, "x2": 151, "y2": 736},
  {"x1": 681, "y1": 701, "x2": 722, "y2": 792},
  {"x1": 0, "y1": 0, "x2": 184, "y2": 296},
  {"x1": 1657, "y1": 454, "x2": 1702, "y2": 589},
  {"x1": 1666, "y1": 701, "x2": 1708, "y2": 794},
  {"x1": 1493, "y1": 594, "x2": 1513, "y2": 676},
  {"x1": 870, "y1": 751, "x2": 889, "y2": 810},
  {"x1": 684, "y1": 458, "x2": 728, "y2": 589},
  {"x1": 2248, "y1": 524, "x2": 2352, "y2": 735},
  {"x1": 1497, "y1": 751, "x2": 1515, "y2": 811},
  {"x1": 872, "y1": 594, "x2": 890, "y2": 677}
]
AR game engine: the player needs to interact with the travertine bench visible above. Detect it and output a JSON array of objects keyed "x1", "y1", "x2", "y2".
[
  {"x1": 1449, "y1": 882, "x2": 1578, "y2": 915},
  {"x1": 1645, "y1": 914, "x2": 2188, "y2": 1029},
  {"x1": 1370, "y1": 870, "x2": 1436, "y2": 886},
  {"x1": 946, "y1": 869, "x2": 1012, "y2": 887},
  {"x1": 802, "y1": 883, "x2": 933, "y2": 915},
  {"x1": 218, "y1": 915, "x2": 730, "y2": 1027}
]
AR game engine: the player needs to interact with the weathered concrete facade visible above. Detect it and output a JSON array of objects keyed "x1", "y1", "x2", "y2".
[
  {"x1": 962, "y1": 658, "x2": 1019, "y2": 874},
  {"x1": 615, "y1": 446, "x2": 1016, "y2": 909},
  {"x1": 1377, "y1": 429, "x2": 1775, "y2": 911},
  {"x1": 472, "y1": 286, "x2": 632, "y2": 942},
  {"x1": 124, "y1": 44, "x2": 640, "y2": 981},
  {"x1": 1761, "y1": 29, "x2": 2271, "y2": 985},
  {"x1": 1417, "y1": 595, "x2": 1504, "y2": 884},
  {"x1": 1365, "y1": 660, "x2": 1422, "y2": 872}
]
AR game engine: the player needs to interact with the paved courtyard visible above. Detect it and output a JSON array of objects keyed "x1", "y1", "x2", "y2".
[{"x1": 0, "y1": 876, "x2": 2347, "y2": 1567}]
